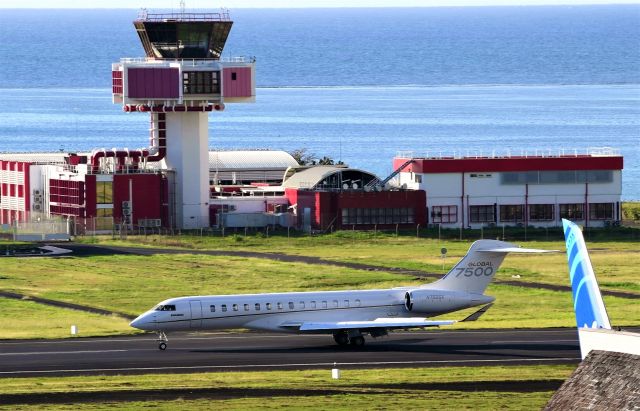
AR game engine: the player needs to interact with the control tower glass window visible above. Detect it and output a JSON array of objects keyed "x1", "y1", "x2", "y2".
[{"x1": 183, "y1": 71, "x2": 220, "y2": 94}]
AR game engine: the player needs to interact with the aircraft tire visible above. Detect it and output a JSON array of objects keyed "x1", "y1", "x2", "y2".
[
  {"x1": 333, "y1": 332, "x2": 350, "y2": 346},
  {"x1": 158, "y1": 342, "x2": 167, "y2": 350},
  {"x1": 350, "y1": 336, "x2": 365, "y2": 347}
]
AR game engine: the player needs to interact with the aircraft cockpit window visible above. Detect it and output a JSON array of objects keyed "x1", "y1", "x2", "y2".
[
  {"x1": 244, "y1": 304, "x2": 250, "y2": 311},
  {"x1": 288, "y1": 302, "x2": 294, "y2": 310},
  {"x1": 155, "y1": 304, "x2": 176, "y2": 311},
  {"x1": 255, "y1": 303, "x2": 261, "y2": 311},
  {"x1": 221, "y1": 304, "x2": 227, "y2": 312},
  {"x1": 233, "y1": 304, "x2": 239, "y2": 311},
  {"x1": 210, "y1": 305, "x2": 216, "y2": 312}
]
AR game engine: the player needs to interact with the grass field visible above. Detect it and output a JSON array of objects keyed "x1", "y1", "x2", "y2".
[
  {"x1": 0, "y1": 297, "x2": 131, "y2": 339},
  {"x1": 80, "y1": 232, "x2": 640, "y2": 293},
  {"x1": 1, "y1": 252, "x2": 638, "y2": 336},
  {"x1": 0, "y1": 365, "x2": 574, "y2": 410}
]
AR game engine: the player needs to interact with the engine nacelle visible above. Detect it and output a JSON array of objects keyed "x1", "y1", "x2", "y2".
[{"x1": 404, "y1": 289, "x2": 480, "y2": 314}]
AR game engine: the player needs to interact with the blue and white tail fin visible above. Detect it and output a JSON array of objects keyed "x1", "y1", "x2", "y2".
[{"x1": 562, "y1": 219, "x2": 611, "y2": 330}]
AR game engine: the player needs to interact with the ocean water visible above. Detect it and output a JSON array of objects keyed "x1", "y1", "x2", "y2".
[{"x1": 0, "y1": 6, "x2": 638, "y2": 198}]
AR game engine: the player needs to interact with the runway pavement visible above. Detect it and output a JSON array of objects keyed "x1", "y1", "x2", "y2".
[{"x1": 0, "y1": 328, "x2": 582, "y2": 378}]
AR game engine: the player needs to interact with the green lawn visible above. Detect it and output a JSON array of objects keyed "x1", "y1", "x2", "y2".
[
  {"x1": 0, "y1": 297, "x2": 131, "y2": 339},
  {"x1": 81, "y1": 233, "x2": 640, "y2": 294},
  {"x1": 0, "y1": 365, "x2": 573, "y2": 410},
  {"x1": 1, "y1": 252, "x2": 639, "y2": 336}
]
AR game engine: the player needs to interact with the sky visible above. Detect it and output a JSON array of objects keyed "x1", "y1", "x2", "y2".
[{"x1": 1, "y1": 0, "x2": 639, "y2": 8}]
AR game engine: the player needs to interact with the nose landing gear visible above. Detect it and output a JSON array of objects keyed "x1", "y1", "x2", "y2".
[{"x1": 156, "y1": 331, "x2": 168, "y2": 350}]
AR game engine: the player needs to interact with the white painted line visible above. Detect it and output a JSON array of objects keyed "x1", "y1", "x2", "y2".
[
  {"x1": 0, "y1": 349, "x2": 127, "y2": 356},
  {"x1": 490, "y1": 339, "x2": 577, "y2": 344},
  {"x1": 0, "y1": 357, "x2": 580, "y2": 375}
]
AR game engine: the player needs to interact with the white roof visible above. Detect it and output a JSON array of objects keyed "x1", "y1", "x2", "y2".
[
  {"x1": 282, "y1": 165, "x2": 377, "y2": 189},
  {"x1": 0, "y1": 152, "x2": 75, "y2": 164},
  {"x1": 209, "y1": 150, "x2": 298, "y2": 170}
]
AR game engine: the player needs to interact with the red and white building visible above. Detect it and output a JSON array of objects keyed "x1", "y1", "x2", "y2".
[{"x1": 394, "y1": 148, "x2": 623, "y2": 228}]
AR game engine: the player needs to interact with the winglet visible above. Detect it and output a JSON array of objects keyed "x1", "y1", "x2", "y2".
[{"x1": 562, "y1": 219, "x2": 611, "y2": 330}]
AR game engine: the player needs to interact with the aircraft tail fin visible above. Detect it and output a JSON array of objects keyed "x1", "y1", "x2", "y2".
[
  {"x1": 562, "y1": 219, "x2": 611, "y2": 330},
  {"x1": 423, "y1": 240, "x2": 552, "y2": 295}
]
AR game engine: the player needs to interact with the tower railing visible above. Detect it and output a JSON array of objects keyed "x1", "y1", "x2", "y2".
[
  {"x1": 395, "y1": 147, "x2": 621, "y2": 160},
  {"x1": 136, "y1": 11, "x2": 231, "y2": 22}
]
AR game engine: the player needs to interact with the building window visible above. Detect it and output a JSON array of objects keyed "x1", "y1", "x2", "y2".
[
  {"x1": 560, "y1": 204, "x2": 584, "y2": 220},
  {"x1": 342, "y1": 207, "x2": 415, "y2": 225},
  {"x1": 469, "y1": 205, "x2": 495, "y2": 223},
  {"x1": 415, "y1": 174, "x2": 422, "y2": 183},
  {"x1": 529, "y1": 204, "x2": 554, "y2": 221},
  {"x1": 431, "y1": 205, "x2": 457, "y2": 223},
  {"x1": 96, "y1": 181, "x2": 112, "y2": 204},
  {"x1": 499, "y1": 205, "x2": 524, "y2": 222},
  {"x1": 231, "y1": 72, "x2": 237, "y2": 81},
  {"x1": 183, "y1": 71, "x2": 220, "y2": 94},
  {"x1": 589, "y1": 203, "x2": 614, "y2": 220}
]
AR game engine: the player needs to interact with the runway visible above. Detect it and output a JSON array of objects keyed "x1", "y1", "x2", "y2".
[{"x1": 0, "y1": 328, "x2": 582, "y2": 378}]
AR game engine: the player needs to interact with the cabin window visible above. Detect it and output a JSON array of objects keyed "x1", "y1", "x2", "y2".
[
  {"x1": 288, "y1": 302, "x2": 294, "y2": 310},
  {"x1": 355, "y1": 299, "x2": 361, "y2": 307},
  {"x1": 210, "y1": 305, "x2": 216, "y2": 312},
  {"x1": 232, "y1": 304, "x2": 239, "y2": 311},
  {"x1": 266, "y1": 303, "x2": 272, "y2": 310},
  {"x1": 344, "y1": 300, "x2": 349, "y2": 308},
  {"x1": 244, "y1": 304, "x2": 250, "y2": 311},
  {"x1": 299, "y1": 301, "x2": 305, "y2": 309},
  {"x1": 155, "y1": 304, "x2": 176, "y2": 311},
  {"x1": 310, "y1": 301, "x2": 316, "y2": 309},
  {"x1": 277, "y1": 302, "x2": 283, "y2": 310},
  {"x1": 333, "y1": 300, "x2": 339, "y2": 308},
  {"x1": 221, "y1": 304, "x2": 227, "y2": 312},
  {"x1": 322, "y1": 301, "x2": 327, "y2": 309},
  {"x1": 255, "y1": 303, "x2": 261, "y2": 311}
]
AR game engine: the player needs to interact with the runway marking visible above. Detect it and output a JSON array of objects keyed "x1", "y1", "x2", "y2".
[
  {"x1": 0, "y1": 357, "x2": 580, "y2": 376},
  {"x1": 490, "y1": 339, "x2": 577, "y2": 344},
  {"x1": 0, "y1": 349, "x2": 127, "y2": 356}
]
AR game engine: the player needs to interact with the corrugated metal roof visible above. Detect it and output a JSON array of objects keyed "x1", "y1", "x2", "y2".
[{"x1": 209, "y1": 150, "x2": 298, "y2": 170}]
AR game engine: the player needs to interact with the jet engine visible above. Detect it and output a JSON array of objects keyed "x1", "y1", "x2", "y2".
[{"x1": 404, "y1": 289, "x2": 471, "y2": 314}]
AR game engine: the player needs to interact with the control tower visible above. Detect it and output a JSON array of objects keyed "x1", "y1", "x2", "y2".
[{"x1": 111, "y1": 9, "x2": 255, "y2": 229}]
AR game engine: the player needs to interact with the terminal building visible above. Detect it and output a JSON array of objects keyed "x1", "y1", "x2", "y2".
[{"x1": 393, "y1": 148, "x2": 624, "y2": 228}]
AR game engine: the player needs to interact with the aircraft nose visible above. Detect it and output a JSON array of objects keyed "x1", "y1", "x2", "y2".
[{"x1": 130, "y1": 313, "x2": 155, "y2": 331}]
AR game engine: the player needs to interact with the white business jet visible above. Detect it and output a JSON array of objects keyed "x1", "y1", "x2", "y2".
[{"x1": 131, "y1": 239, "x2": 549, "y2": 350}]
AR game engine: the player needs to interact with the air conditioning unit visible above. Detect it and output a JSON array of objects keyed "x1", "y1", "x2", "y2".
[
  {"x1": 33, "y1": 203, "x2": 42, "y2": 211},
  {"x1": 122, "y1": 201, "x2": 132, "y2": 216}
]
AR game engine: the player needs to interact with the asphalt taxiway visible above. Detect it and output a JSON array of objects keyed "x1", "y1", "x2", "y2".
[{"x1": 0, "y1": 328, "x2": 582, "y2": 378}]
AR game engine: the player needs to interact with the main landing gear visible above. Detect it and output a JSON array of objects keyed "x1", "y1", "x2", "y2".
[
  {"x1": 156, "y1": 331, "x2": 168, "y2": 350},
  {"x1": 333, "y1": 331, "x2": 365, "y2": 348}
]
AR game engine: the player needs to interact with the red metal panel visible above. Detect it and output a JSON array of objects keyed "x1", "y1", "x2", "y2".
[
  {"x1": 113, "y1": 174, "x2": 163, "y2": 225},
  {"x1": 223, "y1": 67, "x2": 251, "y2": 98},
  {"x1": 127, "y1": 68, "x2": 179, "y2": 99},
  {"x1": 84, "y1": 175, "x2": 97, "y2": 218},
  {"x1": 395, "y1": 156, "x2": 624, "y2": 174}
]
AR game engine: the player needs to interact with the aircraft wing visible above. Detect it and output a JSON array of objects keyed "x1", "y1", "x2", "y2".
[{"x1": 280, "y1": 318, "x2": 455, "y2": 332}]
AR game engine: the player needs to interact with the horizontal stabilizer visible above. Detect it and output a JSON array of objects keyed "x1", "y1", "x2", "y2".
[
  {"x1": 461, "y1": 303, "x2": 493, "y2": 322},
  {"x1": 283, "y1": 318, "x2": 455, "y2": 332},
  {"x1": 479, "y1": 247, "x2": 556, "y2": 254}
]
